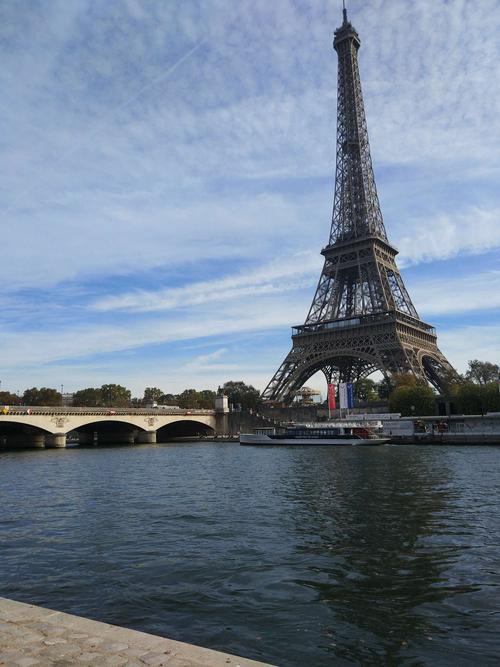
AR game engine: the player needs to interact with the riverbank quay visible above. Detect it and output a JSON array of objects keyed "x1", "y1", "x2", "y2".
[
  {"x1": 383, "y1": 413, "x2": 500, "y2": 444},
  {"x1": 0, "y1": 597, "x2": 275, "y2": 667}
]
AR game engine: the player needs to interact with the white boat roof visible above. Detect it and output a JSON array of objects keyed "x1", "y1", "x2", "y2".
[{"x1": 289, "y1": 421, "x2": 381, "y2": 428}]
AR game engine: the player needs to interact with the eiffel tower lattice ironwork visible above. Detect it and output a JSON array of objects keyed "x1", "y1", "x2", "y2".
[{"x1": 262, "y1": 6, "x2": 456, "y2": 404}]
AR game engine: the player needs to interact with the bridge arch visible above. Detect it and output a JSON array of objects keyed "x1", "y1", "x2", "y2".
[
  {"x1": 0, "y1": 410, "x2": 218, "y2": 448},
  {"x1": 0, "y1": 418, "x2": 55, "y2": 449},
  {"x1": 156, "y1": 419, "x2": 215, "y2": 442},
  {"x1": 72, "y1": 418, "x2": 148, "y2": 446},
  {"x1": 0, "y1": 414, "x2": 63, "y2": 435}
]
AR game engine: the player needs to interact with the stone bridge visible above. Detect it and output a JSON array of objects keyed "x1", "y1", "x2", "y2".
[{"x1": 0, "y1": 407, "x2": 228, "y2": 449}]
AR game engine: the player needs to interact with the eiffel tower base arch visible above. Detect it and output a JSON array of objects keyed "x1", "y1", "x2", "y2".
[{"x1": 262, "y1": 313, "x2": 456, "y2": 404}]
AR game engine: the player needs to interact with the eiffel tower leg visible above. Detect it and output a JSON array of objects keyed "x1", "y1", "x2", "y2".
[
  {"x1": 384, "y1": 346, "x2": 427, "y2": 381},
  {"x1": 382, "y1": 344, "x2": 457, "y2": 393},
  {"x1": 420, "y1": 349, "x2": 458, "y2": 392},
  {"x1": 260, "y1": 349, "x2": 303, "y2": 404}
]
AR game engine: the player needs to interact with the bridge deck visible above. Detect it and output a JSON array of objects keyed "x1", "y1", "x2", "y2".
[{"x1": 1, "y1": 407, "x2": 214, "y2": 416}]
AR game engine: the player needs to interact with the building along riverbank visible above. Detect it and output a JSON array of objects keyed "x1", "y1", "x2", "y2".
[{"x1": 383, "y1": 413, "x2": 500, "y2": 444}]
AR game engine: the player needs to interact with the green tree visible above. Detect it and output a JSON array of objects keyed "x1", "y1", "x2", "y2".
[
  {"x1": 143, "y1": 387, "x2": 164, "y2": 405},
  {"x1": 377, "y1": 373, "x2": 433, "y2": 401},
  {"x1": 23, "y1": 387, "x2": 62, "y2": 406},
  {"x1": 377, "y1": 376, "x2": 394, "y2": 399},
  {"x1": 72, "y1": 388, "x2": 103, "y2": 407},
  {"x1": 482, "y1": 383, "x2": 500, "y2": 412},
  {"x1": 197, "y1": 389, "x2": 217, "y2": 409},
  {"x1": 388, "y1": 384, "x2": 436, "y2": 416},
  {"x1": 0, "y1": 391, "x2": 21, "y2": 405},
  {"x1": 465, "y1": 359, "x2": 500, "y2": 385},
  {"x1": 177, "y1": 389, "x2": 200, "y2": 409},
  {"x1": 222, "y1": 381, "x2": 260, "y2": 410},
  {"x1": 100, "y1": 384, "x2": 131, "y2": 407},
  {"x1": 159, "y1": 393, "x2": 178, "y2": 406},
  {"x1": 355, "y1": 378, "x2": 377, "y2": 402},
  {"x1": 452, "y1": 381, "x2": 500, "y2": 415},
  {"x1": 392, "y1": 373, "x2": 423, "y2": 388}
]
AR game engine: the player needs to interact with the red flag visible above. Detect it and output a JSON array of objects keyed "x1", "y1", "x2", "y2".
[{"x1": 327, "y1": 383, "x2": 336, "y2": 410}]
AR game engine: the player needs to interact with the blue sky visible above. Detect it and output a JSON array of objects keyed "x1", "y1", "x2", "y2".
[{"x1": 1, "y1": 0, "x2": 499, "y2": 397}]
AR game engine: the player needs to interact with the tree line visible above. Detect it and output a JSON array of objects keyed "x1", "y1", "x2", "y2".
[
  {"x1": 0, "y1": 380, "x2": 260, "y2": 410},
  {"x1": 385, "y1": 359, "x2": 500, "y2": 416},
  {"x1": 323, "y1": 359, "x2": 500, "y2": 416},
  {"x1": 1, "y1": 360, "x2": 498, "y2": 415}
]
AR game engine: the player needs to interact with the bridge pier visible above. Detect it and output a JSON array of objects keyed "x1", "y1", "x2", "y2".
[
  {"x1": 45, "y1": 433, "x2": 67, "y2": 448},
  {"x1": 215, "y1": 413, "x2": 229, "y2": 436},
  {"x1": 215, "y1": 395, "x2": 230, "y2": 436},
  {"x1": 137, "y1": 431, "x2": 157, "y2": 444}
]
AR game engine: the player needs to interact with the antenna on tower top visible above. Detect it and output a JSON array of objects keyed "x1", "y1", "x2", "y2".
[{"x1": 342, "y1": 0, "x2": 348, "y2": 24}]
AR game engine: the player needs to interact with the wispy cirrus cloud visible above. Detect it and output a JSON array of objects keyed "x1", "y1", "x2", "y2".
[
  {"x1": 91, "y1": 252, "x2": 319, "y2": 313},
  {"x1": 397, "y1": 207, "x2": 500, "y2": 267},
  {"x1": 1, "y1": 1, "x2": 499, "y2": 394},
  {"x1": 0, "y1": 295, "x2": 307, "y2": 370},
  {"x1": 411, "y1": 270, "x2": 500, "y2": 317}
]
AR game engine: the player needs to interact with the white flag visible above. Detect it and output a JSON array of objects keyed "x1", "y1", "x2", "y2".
[{"x1": 339, "y1": 382, "x2": 348, "y2": 409}]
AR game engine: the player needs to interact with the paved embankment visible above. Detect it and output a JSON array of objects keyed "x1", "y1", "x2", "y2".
[{"x1": 0, "y1": 597, "x2": 275, "y2": 667}]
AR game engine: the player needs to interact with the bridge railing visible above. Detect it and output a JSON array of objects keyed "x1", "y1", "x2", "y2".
[{"x1": 0, "y1": 406, "x2": 215, "y2": 417}]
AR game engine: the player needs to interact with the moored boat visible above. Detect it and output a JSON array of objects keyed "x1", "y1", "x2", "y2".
[{"x1": 240, "y1": 422, "x2": 389, "y2": 446}]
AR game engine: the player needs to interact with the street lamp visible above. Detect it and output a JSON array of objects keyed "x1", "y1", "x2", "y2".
[{"x1": 61, "y1": 384, "x2": 64, "y2": 407}]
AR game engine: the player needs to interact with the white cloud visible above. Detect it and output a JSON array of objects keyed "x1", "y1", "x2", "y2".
[
  {"x1": 1, "y1": 1, "x2": 500, "y2": 393},
  {"x1": 182, "y1": 347, "x2": 244, "y2": 375},
  {"x1": 0, "y1": 189, "x2": 326, "y2": 289},
  {"x1": 397, "y1": 208, "x2": 500, "y2": 267},
  {"x1": 411, "y1": 270, "x2": 500, "y2": 317},
  {"x1": 0, "y1": 294, "x2": 307, "y2": 369},
  {"x1": 2, "y1": 1, "x2": 500, "y2": 290},
  {"x1": 91, "y1": 252, "x2": 319, "y2": 312}
]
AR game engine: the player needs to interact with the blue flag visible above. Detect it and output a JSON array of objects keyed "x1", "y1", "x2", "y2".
[{"x1": 347, "y1": 383, "x2": 354, "y2": 408}]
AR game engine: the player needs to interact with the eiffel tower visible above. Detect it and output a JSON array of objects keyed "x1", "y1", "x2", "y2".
[{"x1": 262, "y1": 5, "x2": 456, "y2": 404}]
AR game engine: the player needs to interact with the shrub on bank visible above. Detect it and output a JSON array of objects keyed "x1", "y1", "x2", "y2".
[{"x1": 388, "y1": 385, "x2": 436, "y2": 416}]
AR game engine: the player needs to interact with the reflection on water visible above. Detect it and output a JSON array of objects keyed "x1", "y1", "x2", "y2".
[
  {"x1": 286, "y1": 447, "x2": 486, "y2": 665},
  {"x1": 0, "y1": 443, "x2": 499, "y2": 666}
]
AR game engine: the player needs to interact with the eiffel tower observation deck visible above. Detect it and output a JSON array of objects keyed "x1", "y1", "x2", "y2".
[{"x1": 262, "y1": 4, "x2": 456, "y2": 404}]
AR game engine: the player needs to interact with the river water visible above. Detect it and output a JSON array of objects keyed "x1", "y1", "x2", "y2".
[{"x1": 0, "y1": 442, "x2": 499, "y2": 666}]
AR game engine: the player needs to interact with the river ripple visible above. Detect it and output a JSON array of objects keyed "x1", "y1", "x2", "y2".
[{"x1": 0, "y1": 443, "x2": 499, "y2": 666}]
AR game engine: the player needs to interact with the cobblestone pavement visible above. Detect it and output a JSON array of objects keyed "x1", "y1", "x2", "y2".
[{"x1": 0, "y1": 597, "x2": 274, "y2": 667}]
